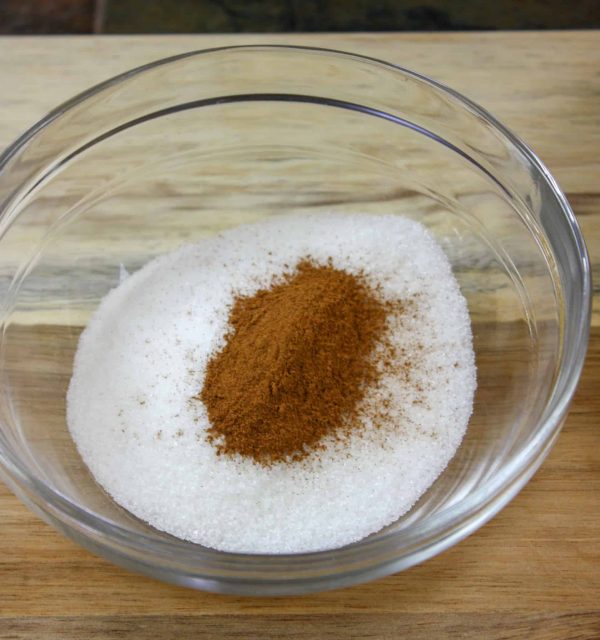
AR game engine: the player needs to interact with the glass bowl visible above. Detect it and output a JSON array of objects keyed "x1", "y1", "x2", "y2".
[{"x1": 0, "y1": 45, "x2": 590, "y2": 595}]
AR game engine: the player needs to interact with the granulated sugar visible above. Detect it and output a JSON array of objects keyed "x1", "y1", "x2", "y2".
[{"x1": 67, "y1": 213, "x2": 476, "y2": 553}]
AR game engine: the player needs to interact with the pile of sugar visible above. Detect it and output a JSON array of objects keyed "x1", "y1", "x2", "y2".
[{"x1": 67, "y1": 213, "x2": 476, "y2": 554}]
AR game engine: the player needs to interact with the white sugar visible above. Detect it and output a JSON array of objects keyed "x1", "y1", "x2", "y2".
[{"x1": 67, "y1": 213, "x2": 476, "y2": 553}]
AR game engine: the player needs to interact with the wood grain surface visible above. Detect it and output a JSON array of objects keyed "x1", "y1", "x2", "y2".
[{"x1": 0, "y1": 32, "x2": 599, "y2": 639}]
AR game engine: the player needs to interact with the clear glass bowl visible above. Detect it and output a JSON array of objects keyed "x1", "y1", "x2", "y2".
[{"x1": 0, "y1": 46, "x2": 590, "y2": 595}]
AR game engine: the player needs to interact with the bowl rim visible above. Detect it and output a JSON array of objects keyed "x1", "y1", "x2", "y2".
[{"x1": 0, "y1": 44, "x2": 592, "y2": 593}]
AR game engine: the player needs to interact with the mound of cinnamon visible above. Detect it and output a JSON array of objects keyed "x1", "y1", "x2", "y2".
[{"x1": 200, "y1": 259, "x2": 389, "y2": 465}]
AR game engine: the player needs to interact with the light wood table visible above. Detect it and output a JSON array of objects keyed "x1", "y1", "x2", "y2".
[{"x1": 0, "y1": 32, "x2": 598, "y2": 639}]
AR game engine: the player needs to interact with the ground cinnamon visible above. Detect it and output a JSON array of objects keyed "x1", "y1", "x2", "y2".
[{"x1": 200, "y1": 259, "x2": 389, "y2": 465}]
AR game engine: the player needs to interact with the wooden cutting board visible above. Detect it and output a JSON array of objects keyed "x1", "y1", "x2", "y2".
[{"x1": 0, "y1": 31, "x2": 598, "y2": 639}]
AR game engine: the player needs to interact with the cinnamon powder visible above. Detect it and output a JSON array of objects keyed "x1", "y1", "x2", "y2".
[{"x1": 200, "y1": 259, "x2": 391, "y2": 465}]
